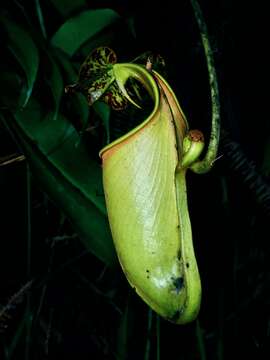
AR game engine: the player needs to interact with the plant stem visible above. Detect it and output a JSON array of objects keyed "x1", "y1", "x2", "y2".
[
  {"x1": 190, "y1": 0, "x2": 221, "y2": 174},
  {"x1": 5, "y1": 315, "x2": 27, "y2": 359},
  {"x1": 35, "y1": 0, "x2": 47, "y2": 39}
]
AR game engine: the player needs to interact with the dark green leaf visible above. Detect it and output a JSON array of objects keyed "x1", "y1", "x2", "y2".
[
  {"x1": 116, "y1": 294, "x2": 135, "y2": 360},
  {"x1": 1, "y1": 18, "x2": 39, "y2": 108},
  {"x1": 49, "y1": 0, "x2": 86, "y2": 18},
  {"x1": 53, "y1": 48, "x2": 89, "y2": 128},
  {"x1": 1, "y1": 100, "x2": 117, "y2": 265},
  {"x1": 44, "y1": 53, "x2": 64, "y2": 120},
  {"x1": 93, "y1": 101, "x2": 111, "y2": 144},
  {"x1": 52, "y1": 48, "x2": 78, "y2": 81},
  {"x1": 0, "y1": 72, "x2": 27, "y2": 110},
  {"x1": 14, "y1": 98, "x2": 106, "y2": 214},
  {"x1": 50, "y1": 9, "x2": 121, "y2": 56}
]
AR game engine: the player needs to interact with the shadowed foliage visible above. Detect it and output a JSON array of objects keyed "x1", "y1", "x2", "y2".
[{"x1": 1, "y1": 0, "x2": 270, "y2": 359}]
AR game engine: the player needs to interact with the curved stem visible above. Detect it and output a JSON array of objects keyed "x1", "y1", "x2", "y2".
[{"x1": 189, "y1": 0, "x2": 221, "y2": 174}]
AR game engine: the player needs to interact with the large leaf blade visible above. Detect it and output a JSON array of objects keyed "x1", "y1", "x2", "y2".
[
  {"x1": 43, "y1": 52, "x2": 64, "y2": 120},
  {"x1": 14, "y1": 98, "x2": 106, "y2": 215},
  {"x1": 2, "y1": 112, "x2": 116, "y2": 266},
  {"x1": 1, "y1": 18, "x2": 39, "y2": 108},
  {"x1": 50, "y1": 9, "x2": 121, "y2": 56},
  {"x1": 1, "y1": 95, "x2": 117, "y2": 265}
]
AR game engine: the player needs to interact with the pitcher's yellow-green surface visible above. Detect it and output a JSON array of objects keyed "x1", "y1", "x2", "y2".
[{"x1": 100, "y1": 64, "x2": 202, "y2": 323}]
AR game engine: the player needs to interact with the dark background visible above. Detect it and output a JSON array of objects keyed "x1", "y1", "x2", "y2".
[{"x1": 1, "y1": 0, "x2": 270, "y2": 359}]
